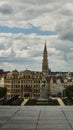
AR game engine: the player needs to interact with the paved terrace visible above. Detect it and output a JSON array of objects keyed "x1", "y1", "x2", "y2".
[{"x1": 0, "y1": 106, "x2": 73, "y2": 130}]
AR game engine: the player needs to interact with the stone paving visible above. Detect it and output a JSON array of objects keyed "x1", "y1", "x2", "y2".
[
  {"x1": 57, "y1": 98, "x2": 65, "y2": 106},
  {"x1": 21, "y1": 99, "x2": 28, "y2": 106},
  {"x1": 0, "y1": 106, "x2": 73, "y2": 130}
]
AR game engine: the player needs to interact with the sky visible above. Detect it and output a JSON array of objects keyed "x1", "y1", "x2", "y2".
[{"x1": 0, "y1": 0, "x2": 73, "y2": 72}]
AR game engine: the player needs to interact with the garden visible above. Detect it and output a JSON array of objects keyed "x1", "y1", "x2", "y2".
[{"x1": 25, "y1": 98, "x2": 59, "y2": 106}]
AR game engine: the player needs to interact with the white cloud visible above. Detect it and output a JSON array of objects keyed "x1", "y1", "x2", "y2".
[
  {"x1": 0, "y1": 0, "x2": 73, "y2": 72},
  {"x1": 0, "y1": 0, "x2": 72, "y2": 28},
  {"x1": 0, "y1": 32, "x2": 73, "y2": 72}
]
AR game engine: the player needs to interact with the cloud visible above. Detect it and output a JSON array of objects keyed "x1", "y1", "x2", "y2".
[
  {"x1": 0, "y1": 3, "x2": 14, "y2": 15},
  {"x1": 56, "y1": 19, "x2": 73, "y2": 41},
  {"x1": 0, "y1": 0, "x2": 73, "y2": 72},
  {"x1": 0, "y1": 0, "x2": 70, "y2": 28},
  {"x1": 0, "y1": 32, "x2": 73, "y2": 72}
]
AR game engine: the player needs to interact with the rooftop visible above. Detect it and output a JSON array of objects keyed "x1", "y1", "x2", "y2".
[{"x1": 0, "y1": 106, "x2": 73, "y2": 130}]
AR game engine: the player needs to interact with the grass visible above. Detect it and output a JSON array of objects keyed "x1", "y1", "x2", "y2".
[{"x1": 25, "y1": 98, "x2": 59, "y2": 106}]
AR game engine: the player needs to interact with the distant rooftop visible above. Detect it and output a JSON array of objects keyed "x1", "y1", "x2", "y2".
[{"x1": 0, "y1": 106, "x2": 73, "y2": 130}]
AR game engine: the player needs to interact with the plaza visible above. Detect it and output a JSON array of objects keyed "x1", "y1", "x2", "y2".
[{"x1": 0, "y1": 106, "x2": 73, "y2": 130}]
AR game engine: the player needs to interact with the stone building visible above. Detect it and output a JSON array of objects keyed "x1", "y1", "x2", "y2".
[
  {"x1": 0, "y1": 77, "x2": 4, "y2": 88},
  {"x1": 4, "y1": 69, "x2": 65, "y2": 99},
  {"x1": 50, "y1": 76, "x2": 64, "y2": 96},
  {"x1": 42, "y1": 41, "x2": 49, "y2": 75},
  {"x1": 4, "y1": 69, "x2": 50, "y2": 99}
]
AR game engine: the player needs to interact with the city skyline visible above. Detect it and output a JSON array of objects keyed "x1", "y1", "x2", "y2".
[{"x1": 0, "y1": 0, "x2": 73, "y2": 72}]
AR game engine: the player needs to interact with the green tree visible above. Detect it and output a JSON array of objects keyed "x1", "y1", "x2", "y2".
[
  {"x1": 64, "y1": 85, "x2": 73, "y2": 100},
  {"x1": 0, "y1": 87, "x2": 7, "y2": 98}
]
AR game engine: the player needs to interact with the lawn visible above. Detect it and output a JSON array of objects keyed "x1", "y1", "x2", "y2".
[{"x1": 25, "y1": 98, "x2": 59, "y2": 106}]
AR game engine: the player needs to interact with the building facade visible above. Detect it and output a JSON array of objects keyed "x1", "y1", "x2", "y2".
[
  {"x1": 4, "y1": 69, "x2": 65, "y2": 99},
  {"x1": 0, "y1": 77, "x2": 4, "y2": 88},
  {"x1": 50, "y1": 76, "x2": 64, "y2": 96},
  {"x1": 4, "y1": 69, "x2": 50, "y2": 99}
]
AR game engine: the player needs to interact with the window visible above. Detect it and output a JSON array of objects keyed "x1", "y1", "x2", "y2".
[
  {"x1": 21, "y1": 80, "x2": 23, "y2": 83},
  {"x1": 18, "y1": 81, "x2": 20, "y2": 83}
]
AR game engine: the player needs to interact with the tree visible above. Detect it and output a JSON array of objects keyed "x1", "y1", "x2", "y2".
[
  {"x1": 0, "y1": 87, "x2": 7, "y2": 98},
  {"x1": 64, "y1": 85, "x2": 73, "y2": 100}
]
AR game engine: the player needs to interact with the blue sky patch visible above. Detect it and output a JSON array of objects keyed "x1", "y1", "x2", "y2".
[{"x1": 0, "y1": 25, "x2": 57, "y2": 36}]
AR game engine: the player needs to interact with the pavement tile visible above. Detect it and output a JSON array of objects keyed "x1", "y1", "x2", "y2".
[{"x1": 0, "y1": 106, "x2": 73, "y2": 130}]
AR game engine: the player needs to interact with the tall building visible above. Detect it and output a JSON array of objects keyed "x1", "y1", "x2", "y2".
[
  {"x1": 4, "y1": 69, "x2": 50, "y2": 99},
  {"x1": 4, "y1": 70, "x2": 43, "y2": 99},
  {"x1": 42, "y1": 41, "x2": 49, "y2": 75}
]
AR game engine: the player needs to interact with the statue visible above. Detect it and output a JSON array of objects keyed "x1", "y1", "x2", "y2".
[{"x1": 39, "y1": 79, "x2": 48, "y2": 99}]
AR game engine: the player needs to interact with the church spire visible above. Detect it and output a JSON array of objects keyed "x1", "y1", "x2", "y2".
[
  {"x1": 44, "y1": 40, "x2": 47, "y2": 52},
  {"x1": 42, "y1": 41, "x2": 49, "y2": 75}
]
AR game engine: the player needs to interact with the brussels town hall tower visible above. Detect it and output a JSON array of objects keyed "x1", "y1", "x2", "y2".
[{"x1": 42, "y1": 41, "x2": 49, "y2": 75}]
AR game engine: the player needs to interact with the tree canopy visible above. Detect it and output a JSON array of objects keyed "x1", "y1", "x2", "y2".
[
  {"x1": 0, "y1": 87, "x2": 7, "y2": 98},
  {"x1": 64, "y1": 85, "x2": 73, "y2": 100}
]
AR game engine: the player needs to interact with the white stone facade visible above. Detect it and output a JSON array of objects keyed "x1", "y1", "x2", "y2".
[
  {"x1": 0, "y1": 77, "x2": 4, "y2": 88},
  {"x1": 50, "y1": 77, "x2": 64, "y2": 96}
]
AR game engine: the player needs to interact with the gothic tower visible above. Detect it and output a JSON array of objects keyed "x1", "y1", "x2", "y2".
[{"x1": 42, "y1": 41, "x2": 49, "y2": 75}]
